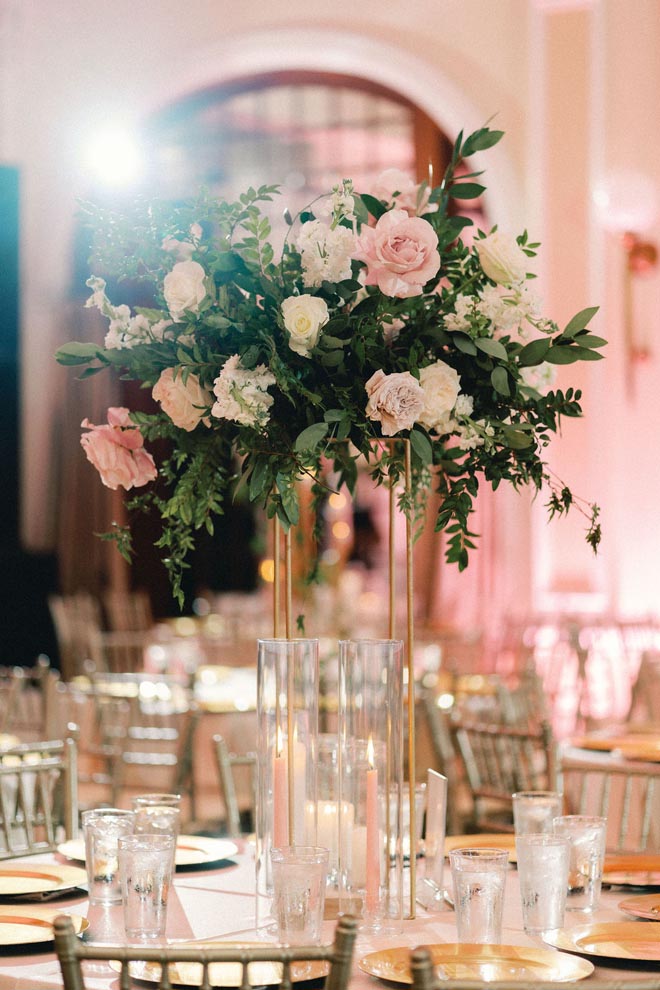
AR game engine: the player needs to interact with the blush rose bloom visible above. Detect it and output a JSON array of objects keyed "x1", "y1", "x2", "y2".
[
  {"x1": 371, "y1": 168, "x2": 435, "y2": 216},
  {"x1": 417, "y1": 360, "x2": 461, "y2": 432},
  {"x1": 365, "y1": 370, "x2": 424, "y2": 436},
  {"x1": 281, "y1": 294, "x2": 329, "y2": 357},
  {"x1": 163, "y1": 260, "x2": 207, "y2": 322},
  {"x1": 152, "y1": 367, "x2": 212, "y2": 432},
  {"x1": 476, "y1": 230, "x2": 529, "y2": 285},
  {"x1": 80, "y1": 407, "x2": 157, "y2": 491},
  {"x1": 355, "y1": 210, "x2": 440, "y2": 298}
]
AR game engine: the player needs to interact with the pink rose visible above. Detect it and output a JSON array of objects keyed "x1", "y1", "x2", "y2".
[
  {"x1": 365, "y1": 370, "x2": 424, "y2": 436},
  {"x1": 80, "y1": 407, "x2": 157, "y2": 490},
  {"x1": 354, "y1": 210, "x2": 440, "y2": 298},
  {"x1": 152, "y1": 367, "x2": 212, "y2": 431},
  {"x1": 371, "y1": 169, "x2": 435, "y2": 216}
]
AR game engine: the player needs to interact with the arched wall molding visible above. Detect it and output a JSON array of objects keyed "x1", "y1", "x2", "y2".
[{"x1": 139, "y1": 26, "x2": 521, "y2": 230}]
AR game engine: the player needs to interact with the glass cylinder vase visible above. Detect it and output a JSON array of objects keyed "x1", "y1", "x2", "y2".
[
  {"x1": 255, "y1": 638, "x2": 320, "y2": 927},
  {"x1": 337, "y1": 638, "x2": 404, "y2": 934}
]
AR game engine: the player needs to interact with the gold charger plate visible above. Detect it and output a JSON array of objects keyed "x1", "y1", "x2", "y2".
[
  {"x1": 544, "y1": 921, "x2": 660, "y2": 961},
  {"x1": 0, "y1": 864, "x2": 87, "y2": 898},
  {"x1": 619, "y1": 893, "x2": 660, "y2": 920},
  {"x1": 358, "y1": 944, "x2": 594, "y2": 984},
  {"x1": 110, "y1": 944, "x2": 328, "y2": 987},
  {"x1": 0, "y1": 907, "x2": 88, "y2": 947},
  {"x1": 603, "y1": 854, "x2": 660, "y2": 887},
  {"x1": 444, "y1": 834, "x2": 517, "y2": 863},
  {"x1": 58, "y1": 836, "x2": 238, "y2": 870}
]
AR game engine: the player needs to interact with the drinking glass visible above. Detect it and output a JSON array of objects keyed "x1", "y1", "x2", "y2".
[
  {"x1": 516, "y1": 833, "x2": 570, "y2": 934},
  {"x1": 513, "y1": 791, "x2": 563, "y2": 835},
  {"x1": 449, "y1": 848, "x2": 508, "y2": 943},
  {"x1": 552, "y1": 815, "x2": 607, "y2": 911},
  {"x1": 271, "y1": 846, "x2": 329, "y2": 945},
  {"x1": 132, "y1": 795, "x2": 182, "y2": 854},
  {"x1": 118, "y1": 833, "x2": 176, "y2": 941},
  {"x1": 82, "y1": 808, "x2": 135, "y2": 905}
]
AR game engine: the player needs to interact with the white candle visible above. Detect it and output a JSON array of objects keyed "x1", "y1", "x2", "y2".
[{"x1": 365, "y1": 737, "x2": 380, "y2": 912}]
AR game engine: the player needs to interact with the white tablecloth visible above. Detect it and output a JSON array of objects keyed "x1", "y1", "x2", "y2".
[{"x1": 0, "y1": 843, "x2": 656, "y2": 989}]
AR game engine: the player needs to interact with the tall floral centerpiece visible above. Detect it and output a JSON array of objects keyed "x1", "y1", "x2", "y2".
[
  {"x1": 57, "y1": 124, "x2": 604, "y2": 924},
  {"x1": 57, "y1": 124, "x2": 602, "y2": 606}
]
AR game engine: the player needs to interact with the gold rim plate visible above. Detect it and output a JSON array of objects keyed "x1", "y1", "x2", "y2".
[
  {"x1": 0, "y1": 864, "x2": 87, "y2": 897},
  {"x1": 0, "y1": 907, "x2": 88, "y2": 946},
  {"x1": 58, "y1": 836, "x2": 238, "y2": 870},
  {"x1": 444, "y1": 834, "x2": 517, "y2": 863},
  {"x1": 603, "y1": 854, "x2": 660, "y2": 887},
  {"x1": 544, "y1": 921, "x2": 660, "y2": 961},
  {"x1": 358, "y1": 944, "x2": 594, "y2": 983},
  {"x1": 109, "y1": 944, "x2": 329, "y2": 987},
  {"x1": 618, "y1": 894, "x2": 660, "y2": 920}
]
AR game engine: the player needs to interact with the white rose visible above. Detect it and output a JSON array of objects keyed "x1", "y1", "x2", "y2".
[
  {"x1": 163, "y1": 260, "x2": 207, "y2": 322},
  {"x1": 476, "y1": 230, "x2": 529, "y2": 285},
  {"x1": 281, "y1": 295, "x2": 329, "y2": 357},
  {"x1": 152, "y1": 367, "x2": 212, "y2": 432},
  {"x1": 365, "y1": 369, "x2": 424, "y2": 436},
  {"x1": 417, "y1": 360, "x2": 461, "y2": 432}
]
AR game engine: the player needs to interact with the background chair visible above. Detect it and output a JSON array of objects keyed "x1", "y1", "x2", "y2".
[
  {"x1": 103, "y1": 588, "x2": 154, "y2": 633},
  {"x1": 54, "y1": 912, "x2": 358, "y2": 990},
  {"x1": 0, "y1": 656, "x2": 61, "y2": 741},
  {"x1": 559, "y1": 750, "x2": 660, "y2": 852},
  {"x1": 0, "y1": 736, "x2": 78, "y2": 859},
  {"x1": 450, "y1": 718, "x2": 556, "y2": 832},
  {"x1": 47, "y1": 592, "x2": 103, "y2": 681},
  {"x1": 212, "y1": 733, "x2": 256, "y2": 836}
]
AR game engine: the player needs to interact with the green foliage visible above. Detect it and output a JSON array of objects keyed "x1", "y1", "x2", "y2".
[{"x1": 58, "y1": 124, "x2": 604, "y2": 598}]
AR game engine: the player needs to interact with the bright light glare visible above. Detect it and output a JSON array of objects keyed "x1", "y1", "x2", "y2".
[{"x1": 84, "y1": 126, "x2": 144, "y2": 186}]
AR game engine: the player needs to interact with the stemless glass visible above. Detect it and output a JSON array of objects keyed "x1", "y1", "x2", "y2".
[
  {"x1": 449, "y1": 848, "x2": 508, "y2": 943},
  {"x1": 516, "y1": 833, "x2": 570, "y2": 934},
  {"x1": 553, "y1": 815, "x2": 607, "y2": 911},
  {"x1": 512, "y1": 791, "x2": 563, "y2": 835},
  {"x1": 82, "y1": 808, "x2": 135, "y2": 905}
]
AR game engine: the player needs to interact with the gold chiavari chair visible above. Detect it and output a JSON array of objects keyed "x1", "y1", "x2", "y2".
[
  {"x1": 103, "y1": 588, "x2": 154, "y2": 633},
  {"x1": 409, "y1": 945, "x2": 660, "y2": 990},
  {"x1": 450, "y1": 719, "x2": 556, "y2": 833},
  {"x1": 0, "y1": 657, "x2": 61, "y2": 741},
  {"x1": 0, "y1": 736, "x2": 78, "y2": 859},
  {"x1": 212, "y1": 733, "x2": 256, "y2": 836},
  {"x1": 54, "y1": 912, "x2": 358, "y2": 990},
  {"x1": 559, "y1": 751, "x2": 660, "y2": 852}
]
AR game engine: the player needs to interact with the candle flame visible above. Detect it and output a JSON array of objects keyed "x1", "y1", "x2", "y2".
[
  {"x1": 367, "y1": 735, "x2": 375, "y2": 768},
  {"x1": 428, "y1": 162, "x2": 434, "y2": 187}
]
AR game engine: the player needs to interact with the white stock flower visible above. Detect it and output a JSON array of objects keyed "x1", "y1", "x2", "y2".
[
  {"x1": 163, "y1": 260, "x2": 207, "y2": 322},
  {"x1": 444, "y1": 294, "x2": 474, "y2": 332},
  {"x1": 417, "y1": 361, "x2": 461, "y2": 432},
  {"x1": 211, "y1": 354, "x2": 275, "y2": 428},
  {"x1": 454, "y1": 394, "x2": 474, "y2": 417},
  {"x1": 296, "y1": 219, "x2": 355, "y2": 287},
  {"x1": 476, "y1": 230, "x2": 529, "y2": 285},
  {"x1": 281, "y1": 294, "x2": 329, "y2": 357}
]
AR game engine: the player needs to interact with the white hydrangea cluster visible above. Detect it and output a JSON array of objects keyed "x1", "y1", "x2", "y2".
[
  {"x1": 296, "y1": 219, "x2": 356, "y2": 288},
  {"x1": 445, "y1": 283, "x2": 541, "y2": 339}
]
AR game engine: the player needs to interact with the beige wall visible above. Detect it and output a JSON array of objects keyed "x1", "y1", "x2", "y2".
[{"x1": 3, "y1": 0, "x2": 660, "y2": 624}]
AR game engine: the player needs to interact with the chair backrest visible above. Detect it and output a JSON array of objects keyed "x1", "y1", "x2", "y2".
[
  {"x1": 48, "y1": 592, "x2": 103, "y2": 681},
  {"x1": 451, "y1": 718, "x2": 556, "y2": 832},
  {"x1": 0, "y1": 657, "x2": 61, "y2": 740},
  {"x1": 212, "y1": 733, "x2": 256, "y2": 836},
  {"x1": 408, "y1": 945, "x2": 660, "y2": 990},
  {"x1": 87, "y1": 629, "x2": 149, "y2": 674},
  {"x1": 103, "y1": 588, "x2": 154, "y2": 632},
  {"x1": 628, "y1": 649, "x2": 660, "y2": 722},
  {"x1": 0, "y1": 736, "x2": 78, "y2": 859},
  {"x1": 559, "y1": 752, "x2": 660, "y2": 852},
  {"x1": 54, "y1": 912, "x2": 358, "y2": 990}
]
